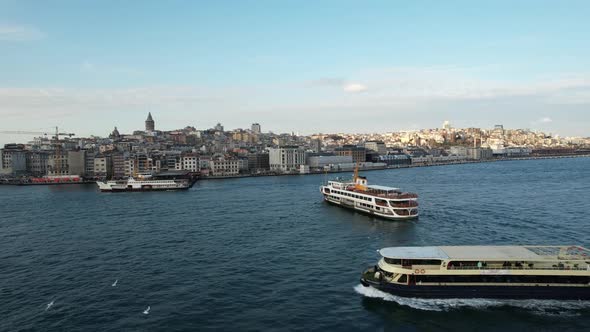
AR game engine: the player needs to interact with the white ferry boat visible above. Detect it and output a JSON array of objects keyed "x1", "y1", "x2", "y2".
[
  {"x1": 319, "y1": 168, "x2": 418, "y2": 220},
  {"x1": 361, "y1": 245, "x2": 590, "y2": 300},
  {"x1": 97, "y1": 177, "x2": 190, "y2": 192}
]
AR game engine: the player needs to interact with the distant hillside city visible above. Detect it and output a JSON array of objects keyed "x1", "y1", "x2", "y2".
[{"x1": 1, "y1": 114, "x2": 589, "y2": 180}]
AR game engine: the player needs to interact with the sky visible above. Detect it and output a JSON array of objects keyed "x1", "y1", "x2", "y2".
[{"x1": 1, "y1": 0, "x2": 589, "y2": 146}]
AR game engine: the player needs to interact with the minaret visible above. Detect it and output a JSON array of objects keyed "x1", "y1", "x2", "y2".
[{"x1": 145, "y1": 112, "x2": 155, "y2": 132}]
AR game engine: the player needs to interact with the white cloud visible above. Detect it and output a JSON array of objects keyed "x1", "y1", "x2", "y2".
[
  {"x1": 307, "y1": 78, "x2": 367, "y2": 93},
  {"x1": 0, "y1": 24, "x2": 44, "y2": 41},
  {"x1": 343, "y1": 83, "x2": 367, "y2": 93},
  {"x1": 539, "y1": 117, "x2": 553, "y2": 123}
]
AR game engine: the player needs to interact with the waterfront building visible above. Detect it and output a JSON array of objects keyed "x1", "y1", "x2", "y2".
[
  {"x1": 247, "y1": 152, "x2": 270, "y2": 172},
  {"x1": 161, "y1": 152, "x2": 181, "y2": 171},
  {"x1": 47, "y1": 153, "x2": 69, "y2": 176},
  {"x1": 199, "y1": 155, "x2": 211, "y2": 170},
  {"x1": 67, "y1": 150, "x2": 86, "y2": 176},
  {"x1": 0, "y1": 144, "x2": 27, "y2": 175},
  {"x1": 136, "y1": 154, "x2": 153, "y2": 174},
  {"x1": 335, "y1": 145, "x2": 367, "y2": 163},
  {"x1": 94, "y1": 155, "x2": 112, "y2": 178},
  {"x1": 85, "y1": 151, "x2": 97, "y2": 177},
  {"x1": 210, "y1": 157, "x2": 241, "y2": 176},
  {"x1": 26, "y1": 151, "x2": 50, "y2": 176},
  {"x1": 238, "y1": 158, "x2": 249, "y2": 172},
  {"x1": 307, "y1": 155, "x2": 353, "y2": 170},
  {"x1": 111, "y1": 152, "x2": 127, "y2": 179},
  {"x1": 505, "y1": 147, "x2": 532, "y2": 157},
  {"x1": 124, "y1": 159, "x2": 134, "y2": 177},
  {"x1": 364, "y1": 141, "x2": 386, "y2": 155},
  {"x1": 145, "y1": 113, "x2": 155, "y2": 132},
  {"x1": 449, "y1": 146, "x2": 468, "y2": 157},
  {"x1": 466, "y1": 147, "x2": 493, "y2": 160},
  {"x1": 269, "y1": 146, "x2": 305, "y2": 173},
  {"x1": 251, "y1": 123, "x2": 261, "y2": 134},
  {"x1": 181, "y1": 153, "x2": 199, "y2": 172}
]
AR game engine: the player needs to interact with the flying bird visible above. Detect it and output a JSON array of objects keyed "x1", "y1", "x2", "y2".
[
  {"x1": 46, "y1": 300, "x2": 55, "y2": 311},
  {"x1": 112, "y1": 279, "x2": 118, "y2": 287},
  {"x1": 143, "y1": 306, "x2": 150, "y2": 315}
]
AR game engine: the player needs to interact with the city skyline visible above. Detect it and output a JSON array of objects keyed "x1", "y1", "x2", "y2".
[{"x1": 2, "y1": 0, "x2": 590, "y2": 145}]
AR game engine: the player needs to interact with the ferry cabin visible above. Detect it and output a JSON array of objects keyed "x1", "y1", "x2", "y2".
[
  {"x1": 361, "y1": 246, "x2": 590, "y2": 300},
  {"x1": 321, "y1": 177, "x2": 418, "y2": 220}
]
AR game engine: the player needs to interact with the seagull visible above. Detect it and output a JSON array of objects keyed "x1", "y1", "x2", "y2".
[
  {"x1": 46, "y1": 300, "x2": 55, "y2": 311},
  {"x1": 112, "y1": 279, "x2": 118, "y2": 287},
  {"x1": 143, "y1": 306, "x2": 150, "y2": 315}
]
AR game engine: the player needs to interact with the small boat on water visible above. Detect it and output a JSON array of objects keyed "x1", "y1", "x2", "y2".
[
  {"x1": 360, "y1": 245, "x2": 590, "y2": 300},
  {"x1": 97, "y1": 176, "x2": 190, "y2": 192},
  {"x1": 319, "y1": 167, "x2": 418, "y2": 220}
]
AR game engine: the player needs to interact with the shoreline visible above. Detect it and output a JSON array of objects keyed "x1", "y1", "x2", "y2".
[
  {"x1": 2, "y1": 154, "x2": 589, "y2": 185},
  {"x1": 183, "y1": 154, "x2": 590, "y2": 180}
]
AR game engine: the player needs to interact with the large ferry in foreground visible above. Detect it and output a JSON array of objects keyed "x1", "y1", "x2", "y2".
[
  {"x1": 320, "y1": 168, "x2": 418, "y2": 220},
  {"x1": 361, "y1": 245, "x2": 590, "y2": 300},
  {"x1": 97, "y1": 177, "x2": 191, "y2": 192}
]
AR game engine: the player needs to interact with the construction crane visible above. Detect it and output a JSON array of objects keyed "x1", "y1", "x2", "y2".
[
  {"x1": 0, "y1": 127, "x2": 76, "y2": 175},
  {"x1": 0, "y1": 126, "x2": 75, "y2": 141}
]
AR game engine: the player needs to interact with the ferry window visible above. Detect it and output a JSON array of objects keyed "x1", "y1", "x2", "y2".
[
  {"x1": 398, "y1": 274, "x2": 407, "y2": 283},
  {"x1": 384, "y1": 258, "x2": 402, "y2": 265},
  {"x1": 410, "y1": 259, "x2": 442, "y2": 265}
]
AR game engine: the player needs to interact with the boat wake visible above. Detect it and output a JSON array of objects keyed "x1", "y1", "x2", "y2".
[{"x1": 354, "y1": 284, "x2": 590, "y2": 316}]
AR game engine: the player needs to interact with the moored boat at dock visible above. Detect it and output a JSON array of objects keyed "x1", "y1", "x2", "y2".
[
  {"x1": 319, "y1": 167, "x2": 418, "y2": 220},
  {"x1": 361, "y1": 245, "x2": 590, "y2": 300}
]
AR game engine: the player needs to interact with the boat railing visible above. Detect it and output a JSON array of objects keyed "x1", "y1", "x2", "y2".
[
  {"x1": 446, "y1": 265, "x2": 590, "y2": 272},
  {"x1": 391, "y1": 201, "x2": 419, "y2": 208}
]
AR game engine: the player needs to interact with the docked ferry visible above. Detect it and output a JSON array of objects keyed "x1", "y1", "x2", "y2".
[
  {"x1": 97, "y1": 177, "x2": 190, "y2": 192},
  {"x1": 360, "y1": 245, "x2": 590, "y2": 300},
  {"x1": 319, "y1": 169, "x2": 418, "y2": 220}
]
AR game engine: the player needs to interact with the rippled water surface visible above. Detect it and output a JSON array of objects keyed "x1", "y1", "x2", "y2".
[{"x1": 1, "y1": 158, "x2": 589, "y2": 331}]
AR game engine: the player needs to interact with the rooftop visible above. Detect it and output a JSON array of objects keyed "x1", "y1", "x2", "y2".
[
  {"x1": 379, "y1": 246, "x2": 590, "y2": 261},
  {"x1": 367, "y1": 184, "x2": 400, "y2": 192}
]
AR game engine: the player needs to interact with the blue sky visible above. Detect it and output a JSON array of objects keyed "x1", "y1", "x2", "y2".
[{"x1": 1, "y1": 0, "x2": 589, "y2": 144}]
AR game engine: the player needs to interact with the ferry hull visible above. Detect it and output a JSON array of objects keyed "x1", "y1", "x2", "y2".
[
  {"x1": 324, "y1": 196, "x2": 418, "y2": 221},
  {"x1": 100, "y1": 186, "x2": 190, "y2": 192},
  {"x1": 97, "y1": 179, "x2": 192, "y2": 192},
  {"x1": 360, "y1": 278, "x2": 590, "y2": 300}
]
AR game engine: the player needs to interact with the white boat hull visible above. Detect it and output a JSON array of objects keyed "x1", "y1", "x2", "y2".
[{"x1": 97, "y1": 178, "x2": 190, "y2": 192}]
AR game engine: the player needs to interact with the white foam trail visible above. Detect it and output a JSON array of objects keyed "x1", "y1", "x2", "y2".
[
  {"x1": 143, "y1": 306, "x2": 150, "y2": 315},
  {"x1": 354, "y1": 284, "x2": 590, "y2": 315},
  {"x1": 45, "y1": 300, "x2": 55, "y2": 311},
  {"x1": 112, "y1": 279, "x2": 118, "y2": 287}
]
